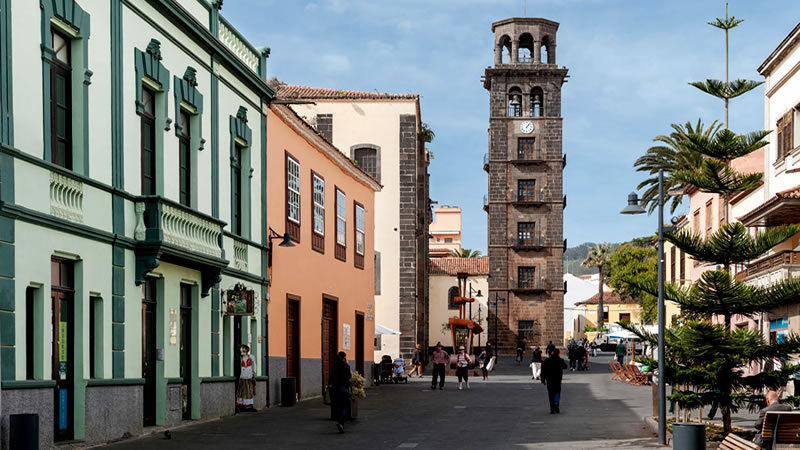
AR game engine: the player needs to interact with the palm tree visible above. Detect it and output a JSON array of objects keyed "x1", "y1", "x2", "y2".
[
  {"x1": 582, "y1": 243, "x2": 612, "y2": 328},
  {"x1": 634, "y1": 119, "x2": 720, "y2": 215},
  {"x1": 449, "y1": 248, "x2": 482, "y2": 258}
]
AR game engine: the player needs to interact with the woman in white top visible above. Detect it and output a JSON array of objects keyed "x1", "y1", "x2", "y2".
[
  {"x1": 236, "y1": 344, "x2": 257, "y2": 411},
  {"x1": 456, "y1": 346, "x2": 472, "y2": 390}
]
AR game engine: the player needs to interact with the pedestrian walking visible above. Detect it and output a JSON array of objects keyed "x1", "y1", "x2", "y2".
[
  {"x1": 576, "y1": 344, "x2": 588, "y2": 371},
  {"x1": 615, "y1": 340, "x2": 626, "y2": 364},
  {"x1": 409, "y1": 344, "x2": 423, "y2": 378},
  {"x1": 455, "y1": 346, "x2": 472, "y2": 390},
  {"x1": 546, "y1": 340, "x2": 555, "y2": 357},
  {"x1": 541, "y1": 348, "x2": 568, "y2": 414},
  {"x1": 478, "y1": 348, "x2": 490, "y2": 380},
  {"x1": 485, "y1": 342, "x2": 495, "y2": 372},
  {"x1": 235, "y1": 345, "x2": 256, "y2": 412},
  {"x1": 330, "y1": 351, "x2": 352, "y2": 434},
  {"x1": 430, "y1": 342, "x2": 449, "y2": 390},
  {"x1": 568, "y1": 344, "x2": 577, "y2": 371},
  {"x1": 530, "y1": 346, "x2": 543, "y2": 380},
  {"x1": 516, "y1": 339, "x2": 525, "y2": 364}
]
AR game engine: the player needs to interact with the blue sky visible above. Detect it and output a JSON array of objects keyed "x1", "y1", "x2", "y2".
[{"x1": 222, "y1": 0, "x2": 800, "y2": 252}]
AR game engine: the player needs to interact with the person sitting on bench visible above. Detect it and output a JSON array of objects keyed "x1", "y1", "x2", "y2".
[{"x1": 754, "y1": 390, "x2": 792, "y2": 446}]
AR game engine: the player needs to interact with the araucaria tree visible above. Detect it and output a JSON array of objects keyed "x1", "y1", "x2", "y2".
[{"x1": 625, "y1": 5, "x2": 800, "y2": 435}]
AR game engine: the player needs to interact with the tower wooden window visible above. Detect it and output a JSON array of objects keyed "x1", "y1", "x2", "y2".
[
  {"x1": 518, "y1": 179, "x2": 537, "y2": 201},
  {"x1": 141, "y1": 87, "x2": 157, "y2": 195},
  {"x1": 51, "y1": 29, "x2": 72, "y2": 170},
  {"x1": 518, "y1": 138, "x2": 536, "y2": 160},
  {"x1": 518, "y1": 267, "x2": 536, "y2": 289},
  {"x1": 517, "y1": 222, "x2": 536, "y2": 246},
  {"x1": 178, "y1": 110, "x2": 191, "y2": 206}
]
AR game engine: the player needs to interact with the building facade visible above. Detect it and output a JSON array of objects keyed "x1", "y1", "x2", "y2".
[
  {"x1": 428, "y1": 257, "x2": 489, "y2": 351},
  {"x1": 265, "y1": 104, "x2": 380, "y2": 404},
  {"x1": 483, "y1": 18, "x2": 567, "y2": 353},
  {"x1": 275, "y1": 84, "x2": 430, "y2": 363},
  {"x1": 0, "y1": 1, "x2": 273, "y2": 447},
  {"x1": 429, "y1": 206, "x2": 462, "y2": 257}
]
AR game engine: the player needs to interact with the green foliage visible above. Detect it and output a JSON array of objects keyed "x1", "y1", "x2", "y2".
[
  {"x1": 564, "y1": 242, "x2": 621, "y2": 276},
  {"x1": 689, "y1": 79, "x2": 763, "y2": 101},
  {"x1": 581, "y1": 243, "x2": 612, "y2": 275},
  {"x1": 608, "y1": 243, "x2": 658, "y2": 324},
  {"x1": 584, "y1": 325, "x2": 608, "y2": 332},
  {"x1": 449, "y1": 248, "x2": 482, "y2": 258},
  {"x1": 420, "y1": 122, "x2": 435, "y2": 143},
  {"x1": 634, "y1": 120, "x2": 720, "y2": 214}
]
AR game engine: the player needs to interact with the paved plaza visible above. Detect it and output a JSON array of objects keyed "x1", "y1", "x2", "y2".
[{"x1": 99, "y1": 354, "x2": 668, "y2": 449}]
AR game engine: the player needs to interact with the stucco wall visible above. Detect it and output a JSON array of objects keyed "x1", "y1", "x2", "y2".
[{"x1": 428, "y1": 274, "x2": 488, "y2": 348}]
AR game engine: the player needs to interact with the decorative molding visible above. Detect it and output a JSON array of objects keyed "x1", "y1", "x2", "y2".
[
  {"x1": 218, "y1": 18, "x2": 259, "y2": 73},
  {"x1": 0, "y1": 0, "x2": 13, "y2": 146},
  {"x1": 50, "y1": 171, "x2": 84, "y2": 223},
  {"x1": 229, "y1": 107, "x2": 252, "y2": 240},
  {"x1": 161, "y1": 202, "x2": 223, "y2": 258},
  {"x1": 135, "y1": 39, "x2": 171, "y2": 118},
  {"x1": 233, "y1": 238, "x2": 248, "y2": 271}
]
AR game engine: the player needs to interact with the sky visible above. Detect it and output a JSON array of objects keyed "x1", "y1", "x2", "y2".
[{"x1": 222, "y1": 0, "x2": 800, "y2": 252}]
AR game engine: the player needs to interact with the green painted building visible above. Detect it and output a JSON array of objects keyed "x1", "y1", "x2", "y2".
[{"x1": 0, "y1": 1, "x2": 273, "y2": 447}]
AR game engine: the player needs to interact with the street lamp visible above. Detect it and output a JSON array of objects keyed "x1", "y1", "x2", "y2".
[
  {"x1": 478, "y1": 305, "x2": 483, "y2": 348},
  {"x1": 468, "y1": 282, "x2": 482, "y2": 321},
  {"x1": 620, "y1": 169, "x2": 666, "y2": 445},
  {"x1": 267, "y1": 227, "x2": 295, "y2": 267}
]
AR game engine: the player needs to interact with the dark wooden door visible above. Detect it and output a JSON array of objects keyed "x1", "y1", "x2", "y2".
[
  {"x1": 286, "y1": 298, "x2": 300, "y2": 394},
  {"x1": 142, "y1": 278, "x2": 157, "y2": 426},
  {"x1": 355, "y1": 313, "x2": 364, "y2": 376},
  {"x1": 179, "y1": 284, "x2": 192, "y2": 420},
  {"x1": 51, "y1": 258, "x2": 74, "y2": 441},
  {"x1": 321, "y1": 298, "x2": 337, "y2": 387},
  {"x1": 233, "y1": 316, "x2": 242, "y2": 379}
]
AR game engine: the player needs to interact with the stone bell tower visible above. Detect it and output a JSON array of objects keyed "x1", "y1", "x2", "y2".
[{"x1": 483, "y1": 18, "x2": 568, "y2": 353}]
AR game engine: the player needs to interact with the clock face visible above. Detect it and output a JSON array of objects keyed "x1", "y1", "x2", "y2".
[{"x1": 520, "y1": 121, "x2": 534, "y2": 134}]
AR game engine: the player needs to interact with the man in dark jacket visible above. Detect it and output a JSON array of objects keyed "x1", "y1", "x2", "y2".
[
  {"x1": 541, "y1": 348, "x2": 568, "y2": 414},
  {"x1": 330, "y1": 351, "x2": 352, "y2": 433},
  {"x1": 546, "y1": 341, "x2": 556, "y2": 357},
  {"x1": 754, "y1": 390, "x2": 792, "y2": 446}
]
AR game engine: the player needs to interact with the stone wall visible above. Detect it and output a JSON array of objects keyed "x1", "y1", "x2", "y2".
[
  {"x1": 315, "y1": 114, "x2": 333, "y2": 142},
  {"x1": 85, "y1": 385, "x2": 143, "y2": 444},
  {"x1": 398, "y1": 114, "x2": 419, "y2": 360},
  {"x1": 1, "y1": 388, "x2": 53, "y2": 450},
  {"x1": 200, "y1": 381, "x2": 234, "y2": 418}
]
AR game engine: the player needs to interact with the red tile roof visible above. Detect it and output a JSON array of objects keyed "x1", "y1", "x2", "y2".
[
  {"x1": 429, "y1": 257, "x2": 489, "y2": 276},
  {"x1": 576, "y1": 292, "x2": 637, "y2": 306},
  {"x1": 275, "y1": 84, "x2": 419, "y2": 101},
  {"x1": 737, "y1": 184, "x2": 800, "y2": 223}
]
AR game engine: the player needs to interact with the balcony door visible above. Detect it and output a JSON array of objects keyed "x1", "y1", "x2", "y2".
[
  {"x1": 321, "y1": 297, "x2": 338, "y2": 388},
  {"x1": 286, "y1": 297, "x2": 300, "y2": 396}
]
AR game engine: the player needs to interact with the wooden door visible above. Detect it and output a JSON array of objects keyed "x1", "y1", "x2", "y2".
[
  {"x1": 355, "y1": 313, "x2": 364, "y2": 376},
  {"x1": 179, "y1": 284, "x2": 192, "y2": 420},
  {"x1": 286, "y1": 297, "x2": 300, "y2": 395},
  {"x1": 141, "y1": 278, "x2": 157, "y2": 426},
  {"x1": 51, "y1": 258, "x2": 74, "y2": 441},
  {"x1": 321, "y1": 298, "x2": 337, "y2": 386}
]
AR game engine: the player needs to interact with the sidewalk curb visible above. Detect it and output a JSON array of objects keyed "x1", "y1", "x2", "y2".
[{"x1": 642, "y1": 416, "x2": 672, "y2": 447}]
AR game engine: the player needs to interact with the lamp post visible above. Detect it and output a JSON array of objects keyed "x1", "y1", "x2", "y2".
[
  {"x1": 478, "y1": 305, "x2": 482, "y2": 348},
  {"x1": 468, "y1": 283, "x2": 482, "y2": 321},
  {"x1": 620, "y1": 169, "x2": 666, "y2": 445}
]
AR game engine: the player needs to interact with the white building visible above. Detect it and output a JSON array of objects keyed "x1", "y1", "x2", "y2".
[
  {"x1": 563, "y1": 274, "x2": 600, "y2": 342},
  {"x1": 0, "y1": 1, "x2": 273, "y2": 446},
  {"x1": 428, "y1": 257, "x2": 489, "y2": 350}
]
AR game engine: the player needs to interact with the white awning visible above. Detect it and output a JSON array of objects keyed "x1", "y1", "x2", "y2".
[{"x1": 375, "y1": 323, "x2": 402, "y2": 335}]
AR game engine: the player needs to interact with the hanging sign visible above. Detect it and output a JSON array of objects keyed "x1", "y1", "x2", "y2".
[
  {"x1": 343, "y1": 323, "x2": 351, "y2": 350},
  {"x1": 225, "y1": 282, "x2": 255, "y2": 316}
]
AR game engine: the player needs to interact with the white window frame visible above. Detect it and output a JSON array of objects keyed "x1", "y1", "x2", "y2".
[
  {"x1": 287, "y1": 156, "x2": 300, "y2": 224},
  {"x1": 355, "y1": 204, "x2": 365, "y2": 256},
  {"x1": 313, "y1": 174, "x2": 325, "y2": 235},
  {"x1": 336, "y1": 189, "x2": 346, "y2": 246}
]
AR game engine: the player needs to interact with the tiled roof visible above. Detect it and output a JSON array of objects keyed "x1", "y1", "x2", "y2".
[
  {"x1": 275, "y1": 84, "x2": 419, "y2": 101},
  {"x1": 778, "y1": 185, "x2": 800, "y2": 198},
  {"x1": 737, "y1": 184, "x2": 800, "y2": 223},
  {"x1": 429, "y1": 257, "x2": 489, "y2": 276},
  {"x1": 576, "y1": 292, "x2": 637, "y2": 306}
]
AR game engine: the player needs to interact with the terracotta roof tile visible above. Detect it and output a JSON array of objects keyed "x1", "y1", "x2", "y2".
[
  {"x1": 429, "y1": 257, "x2": 489, "y2": 276},
  {"x1": 778, "y1": 185, "x2": 800, "y2": 198},
  {"x1": 275, "y1": 84, "x2": 419, "y2": 101},
  {"x1": 576, "y1": 292, "x2": 637, "y2": 306}
]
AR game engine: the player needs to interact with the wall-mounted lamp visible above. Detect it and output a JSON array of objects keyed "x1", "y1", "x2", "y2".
[{"x1": 267, "y1": 227, "x2": 294, "y2": 267}]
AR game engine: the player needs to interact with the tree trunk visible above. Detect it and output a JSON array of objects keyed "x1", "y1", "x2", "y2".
[{"x1": 597, "y1": 268, "x2": 604, "y2": 328}]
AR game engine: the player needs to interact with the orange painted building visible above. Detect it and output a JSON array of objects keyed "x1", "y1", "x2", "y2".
[{"x1": 266, "y1": 104, "x2": 381, "y2": 404}]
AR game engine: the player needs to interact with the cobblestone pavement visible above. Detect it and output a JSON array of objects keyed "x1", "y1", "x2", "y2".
[{"x1": 99, "y1": 354, "x2": 665, "y2": 449}]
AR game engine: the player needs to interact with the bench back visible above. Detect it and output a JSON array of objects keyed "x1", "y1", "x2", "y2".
[{"x1": 762, "y1": 411, "x2": 800, "y2": 445}]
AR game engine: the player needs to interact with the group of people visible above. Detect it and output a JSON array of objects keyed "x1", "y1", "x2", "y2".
[
  {"x1": 567, "y1": 341, "x2": 589, "y2": 371},
  {"x1": 428, "y1": 342, "x2": 496, "y2": 390}
]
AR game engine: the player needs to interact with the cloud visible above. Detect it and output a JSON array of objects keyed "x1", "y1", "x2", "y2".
[{"x1": 320, "y1": 54, "x2": 352, "y2": 74}]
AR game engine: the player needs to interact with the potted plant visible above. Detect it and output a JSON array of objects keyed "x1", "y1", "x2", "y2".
[{"x1": 349, "y1": 372, "x2": 366, "y2": 419}]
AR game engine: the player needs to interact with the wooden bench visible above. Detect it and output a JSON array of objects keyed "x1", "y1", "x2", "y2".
[
  {"x1": 761, "y1": 411, "x2": 800, "y2": 450},
  {"x1": 719, "y1": 433, "x2": 758, "y2": 450}
]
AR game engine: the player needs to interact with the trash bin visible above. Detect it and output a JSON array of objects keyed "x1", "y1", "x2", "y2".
[
  {"x1": 10, "y1": 413, "x2": 39, "y2": 450},
  {"x1": 672, "y1": 422, "x2": 705, "y2": 450},
  {"x1": 281, "y1": 377, "x2": 297, "y2": 407}
]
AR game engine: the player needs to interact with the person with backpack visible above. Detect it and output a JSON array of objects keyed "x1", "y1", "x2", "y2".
[{"x1": 455, "y1": 346, "x2": 472, "y2": 390}]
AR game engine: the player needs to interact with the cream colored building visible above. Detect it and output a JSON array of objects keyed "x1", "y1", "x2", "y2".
[
  {"x1": 274, "y1": 84, "x2": 430, "y2": 363},
  {"x1": 428, "y1": 257, "x2": 489, "y2": 350},
  {"x1": 430, "y1": 206, "x2": 462, "y2": 257}
]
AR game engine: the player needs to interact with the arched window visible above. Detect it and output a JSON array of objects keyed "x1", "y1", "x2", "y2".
[
  {"x1": 530, "y1": 87, "x2": 544, "y2": 117},
  {"x1": 508, "y1": 87, "x2": 522, "y2": 117},
  {"x1": 499, "y1": 35, "x2": 512, "y2": 64},
  {"x1": 540, "y1": 40, "x2": 550, "y2": 64},
  {"x1": 351, "y1": 145, "x2": 380, "y2": 181},
  {"x1": 448, "y1": 286, "x2": 459, "y2": 310},
  {"x1": 518, "y1": 33, "x2": 534, "y2": 64}
]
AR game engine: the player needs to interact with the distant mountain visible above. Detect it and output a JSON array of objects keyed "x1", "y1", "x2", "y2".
[{"x1": 563, "y1": 242, "x2": 621, "y2": 276}]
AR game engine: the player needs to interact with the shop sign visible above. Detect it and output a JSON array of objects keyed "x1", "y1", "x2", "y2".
[{"x1": 226, "y1": 283, "x2": 255, "y2": 316}]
